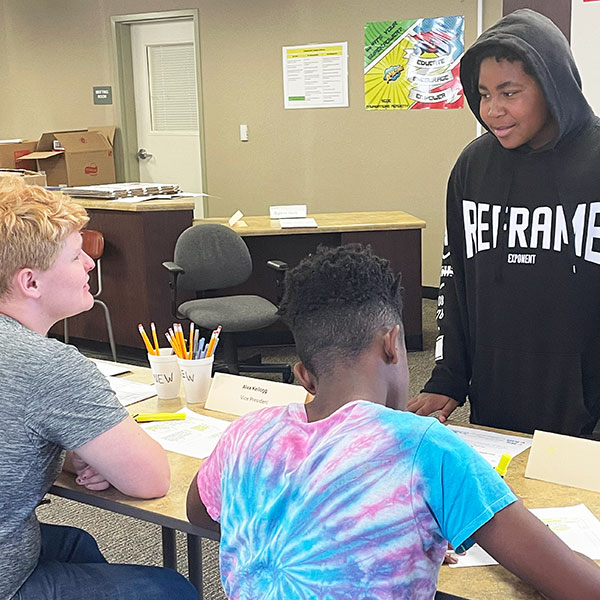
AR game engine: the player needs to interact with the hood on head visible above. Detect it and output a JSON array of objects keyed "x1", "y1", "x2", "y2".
[{"x1": 460, "y1": 9, "x2": 593, "y2": 149}]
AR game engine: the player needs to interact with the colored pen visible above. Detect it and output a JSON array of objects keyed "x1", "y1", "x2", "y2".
[
  {"x1": 197, "y1": 337, "x2": 205, "y2": 357},
  {"x1": 133, "y1": 412, "x2": 186, "y2": 423}
]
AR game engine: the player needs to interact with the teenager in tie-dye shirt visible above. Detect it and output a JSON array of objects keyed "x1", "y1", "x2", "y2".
[{"x1": 188, "y1": 244, "x2": 600, "y2": 600}]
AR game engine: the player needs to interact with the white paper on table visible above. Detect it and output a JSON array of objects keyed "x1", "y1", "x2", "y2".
[
  {"x1": 107, "y1": 377, "x2": 156, "y2": 407},
  {"x1": 529, "y1": 504, "x2": 600, "y2": 559},
  {"x1": 228, "y1": 209, "x2": 244, "y2": 226},
  {"x1": 448, "y1": 544, "x2": 497, "y2": 568},
  {"x1": 91, "y1": 358, "x2": 131, "y2": 377},
  {"x1": 139, "y1": 407, "x2": 231, "y2": 459},
  {"x1": 449, "y1": 504, "x2": 600, "y2": 567},
  {"x1": 447, "y1": 425, "x2": 532, "y2": 468},
  {"x1": 279, "y1": 217, "x2": 318, "y2": 229}
]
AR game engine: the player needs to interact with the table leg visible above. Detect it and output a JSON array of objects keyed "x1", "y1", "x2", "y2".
[
  {"x1": 187, "y1": 533, "x2": 203, "y2": 598},
  {"x1": 161, "y1": 527, "x2": 177, "y2": 570}
]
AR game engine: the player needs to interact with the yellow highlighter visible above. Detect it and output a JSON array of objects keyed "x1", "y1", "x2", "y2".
[
  {"x1": 133, "y1": 413, "x2": 186, "y2": 423},
  {"x1": 494, "y1": 453, "x2": 512, "y2": 478}
]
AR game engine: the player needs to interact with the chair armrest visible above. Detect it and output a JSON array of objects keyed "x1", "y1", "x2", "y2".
[
  {"x1": 266, "y1": 260, "x2": 288, "y2": 304},
  {"x1": 162, "y1": 262, "x2": 185, "y2": 317},
  {"x1": 266, "y1": 260, "x2": 288, "y2": 272},
  {"x1": 162, "y1": 261, "x2": 185, "y2": 275}
]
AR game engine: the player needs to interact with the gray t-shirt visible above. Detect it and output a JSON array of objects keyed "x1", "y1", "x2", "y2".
[{"x1": 0, "y1": 314, "x2": 128, "y2": 599}]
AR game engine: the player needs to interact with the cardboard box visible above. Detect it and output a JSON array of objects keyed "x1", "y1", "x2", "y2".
[
  {"x1": 0, "y1": 168, "x2": 47, "y2": 187},
  {"x1": 0, "y1": 140, "x2": 38, "y2": 170},
  {"x1": 17, "y1": 127, "x2": 116, "y2": 187}
]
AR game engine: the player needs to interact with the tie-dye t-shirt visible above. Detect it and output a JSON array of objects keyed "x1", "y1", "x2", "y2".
[{"x1": 198, "y1": 400, "x2": 516, "y2": 599}]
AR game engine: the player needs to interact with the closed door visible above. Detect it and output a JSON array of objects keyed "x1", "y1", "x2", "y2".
[{"x1": 130, "y1": 19, "x2": 203, "y2": 196}]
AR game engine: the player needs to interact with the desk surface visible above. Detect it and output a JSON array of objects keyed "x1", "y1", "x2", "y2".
[
  {"x1": 52, "y1": 366, "x2": 229, "y2": 537},
  {"x1": 437, "y1": 424, "x2": 600, "y2": 599},
  {"x1": 194, "y1": 210, "x2": 426, "y2": 236},
  {"x1": 52, "y1": 367, "x2": 600, "y2": 599},
  {"x1": 70, "y1": 197, "x2": 195, "y2": 212}
]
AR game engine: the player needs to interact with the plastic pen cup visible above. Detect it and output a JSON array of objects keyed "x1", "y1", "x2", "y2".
[
  {"x1": 147, "y1": 348, "x2": 181, "y2": 400},
  {"x1": 177, "y1": 355, "x2": 214, "y2": 405}
]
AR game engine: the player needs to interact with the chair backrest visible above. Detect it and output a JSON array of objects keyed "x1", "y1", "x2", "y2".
[
  {"x1": 82, "y1": 229, "x2": 104, "y2": 260},
  {"x1": 174, "y1": 224, "x2": 252, "y2": 291}
]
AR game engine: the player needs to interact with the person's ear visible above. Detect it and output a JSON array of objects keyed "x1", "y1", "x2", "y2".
[
  {"x1": 382, "y1": 324, "x2": 401, "y2": 364},
  {"x1": 13, "y1": 268, "x2": 41, "y2": 299},
  {"x1": 293, "y1": 362, "x2": 317, "y2": 395}
]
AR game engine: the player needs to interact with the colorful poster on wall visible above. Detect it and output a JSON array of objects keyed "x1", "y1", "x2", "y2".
[{"x1": 364, "y1": 16, "x2": 464, "y2": 110}]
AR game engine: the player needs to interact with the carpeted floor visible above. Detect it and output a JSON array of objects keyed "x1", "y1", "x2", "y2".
[{"x1": 39, "y1": 298, "x2": 470, "y2": 599}]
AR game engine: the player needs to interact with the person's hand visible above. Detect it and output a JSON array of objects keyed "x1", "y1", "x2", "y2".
[
  {"x1": 70, "y1": 453, "x2": 111, "y2": 491},
  {"x1": 406, "y1": 393, "x2": 459, "y2": 423},
  {"x1": 443, "y1": 542, "x2": 464, "y2": 564}
]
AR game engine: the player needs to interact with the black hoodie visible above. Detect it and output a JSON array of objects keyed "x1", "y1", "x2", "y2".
[{"x1": 422, "y1": 9, "x2": 600, "y2": 435}]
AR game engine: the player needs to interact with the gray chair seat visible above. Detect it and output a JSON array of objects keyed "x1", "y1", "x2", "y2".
[{"x1": 178, "y1": 295, "x2": 279, "y2": 332}]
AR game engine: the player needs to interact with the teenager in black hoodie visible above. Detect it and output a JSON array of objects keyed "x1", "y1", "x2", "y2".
[{"x1": 409, "y1": 9, "x2": 600, "y2": 436}]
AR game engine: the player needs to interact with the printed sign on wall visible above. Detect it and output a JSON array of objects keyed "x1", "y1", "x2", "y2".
[{"x1": 365, "y1": 16, "x2": 464, "y2": 110}]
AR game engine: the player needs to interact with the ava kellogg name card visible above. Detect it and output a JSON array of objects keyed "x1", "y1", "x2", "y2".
[{"x1": 205, "y1": 372, "x2": 308, "y2": 417}]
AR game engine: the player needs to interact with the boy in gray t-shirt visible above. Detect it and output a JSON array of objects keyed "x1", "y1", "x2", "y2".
[{"x1": 0, "y1": 177, "x2": 197, "y2": 600}]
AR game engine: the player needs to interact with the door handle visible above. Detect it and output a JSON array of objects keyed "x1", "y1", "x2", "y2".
[{"x1": 136, "y1": 148, "x2": 153, "y2": 160}]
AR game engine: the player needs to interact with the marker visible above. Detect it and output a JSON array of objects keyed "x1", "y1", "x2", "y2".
[
  {"x1": 133, "y1": 413, "x2": 186, "y2": 423},
  {"x1": 495, "y1": 453, "x2": 512, "y2": 478}
]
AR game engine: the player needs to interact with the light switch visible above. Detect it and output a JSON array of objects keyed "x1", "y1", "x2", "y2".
[{"x1": 240, "y1": 124, "x2": 249, "y2": 142}]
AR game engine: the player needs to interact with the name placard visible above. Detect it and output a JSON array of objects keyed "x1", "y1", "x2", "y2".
[
  {"x1": 228, "y1": 210, "x2": 244, "y2": 226},
  {"x1": 269, "y1": 204, "x2": 307, "y2": 219},
  {"x1": 525, "y1": 430, "x2": 600, "y2": 493},
  {"x1": 205, "y1": 372, "x2": 308, "y2": 416}
]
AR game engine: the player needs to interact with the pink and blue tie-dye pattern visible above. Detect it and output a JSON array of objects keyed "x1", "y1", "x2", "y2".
[{"x1": 198, "y1": 400, "x2": 515, "y2": 599}]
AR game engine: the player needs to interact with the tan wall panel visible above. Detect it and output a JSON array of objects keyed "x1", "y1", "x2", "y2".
[{"x1": 0, "y1": 0, "x2": 501, "y2": 287}]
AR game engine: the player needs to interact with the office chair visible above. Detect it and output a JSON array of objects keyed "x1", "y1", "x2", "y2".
[
  {"x1": 163, "y1": 223, "x2": 293, "y2": 383},
  {"x1": 64, "y1": 229, "x2": 117, "y2": 362}
]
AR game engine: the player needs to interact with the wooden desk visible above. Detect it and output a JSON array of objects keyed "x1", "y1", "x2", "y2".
[
  {"x1": 51, "y1": 198, "x2": 194, "y2": 349},
  {"x1": 437, "y1": 424, "x2": 600, "y2": 599},
  {"x1": 52, "y1": 367, "x2": 598, "y2": 600},
  {"x1": 195, "y1": 211, "x2": 427, "y2": 350},
  {"x1": 50, "y1": 365, "x2": 228, "y2": 598}
]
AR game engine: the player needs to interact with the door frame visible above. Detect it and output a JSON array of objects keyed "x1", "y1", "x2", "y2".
[{"x1": 110, "y1": 9, "x2": 208, "y2": 215}]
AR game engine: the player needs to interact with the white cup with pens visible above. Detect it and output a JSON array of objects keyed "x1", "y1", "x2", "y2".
[
  {"x1": 147, "y1": 349, "x2": 181, "y2": 400},
  {"x1": 138, "y1": 323, "x2": 182, "y2": 400},
  {"x1": 167, "y1": 324, "x2": 221, "y2": 405}
]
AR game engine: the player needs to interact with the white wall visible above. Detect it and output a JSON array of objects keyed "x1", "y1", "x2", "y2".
[{"x1": 571, "y1": 0, "x2": 600, "y2": 115}]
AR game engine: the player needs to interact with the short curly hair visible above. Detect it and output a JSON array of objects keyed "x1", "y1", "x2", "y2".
[
  {"x1": 475, "y1": 43, "x2": 535, "y2": 79},
  {"x1": 0, "y1": 176, "x2": 88, "y2": 299},
  {"x1": 278, "y1": 244, "x2": 404, "y2": 377}
]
